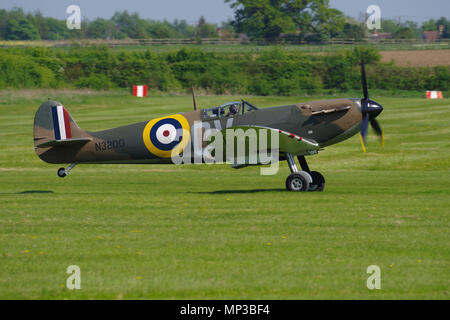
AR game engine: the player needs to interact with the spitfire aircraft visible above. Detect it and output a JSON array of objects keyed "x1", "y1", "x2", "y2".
[{"x1": 34, "y1": 60, "x2": 383, "y2": 192}]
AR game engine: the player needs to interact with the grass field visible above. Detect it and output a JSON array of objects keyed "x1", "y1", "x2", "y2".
[{"x1": 0, "y1": 90, "x2": 449, "y2": 299}]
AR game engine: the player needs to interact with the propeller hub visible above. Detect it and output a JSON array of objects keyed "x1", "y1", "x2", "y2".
[{"x1": 362, "y1": 99, "x2": 383, "y2": 120}]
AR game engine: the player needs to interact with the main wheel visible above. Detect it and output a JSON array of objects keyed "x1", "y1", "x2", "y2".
[
  {"x1": 286, "y1": 172, "x2": 310, "y2": 192},
  {"x1": 57, "y1": 168, "x2": 67, "y2": 178},
  {"x1": 309, "y1": 171, "x2": 325, "y2": 192}
]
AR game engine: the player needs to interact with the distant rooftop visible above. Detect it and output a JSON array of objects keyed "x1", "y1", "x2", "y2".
[{"x1": 423, "y1": 31, "x2": 440, "y2": 40}]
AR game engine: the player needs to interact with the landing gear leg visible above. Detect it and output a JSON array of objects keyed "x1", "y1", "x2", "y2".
[
  {"x1": 297, "y1": 156, "x2": 325, "y2": 192},
  {"x1": 285, "y1": 153, "x2": 312, "y2": 192},
  {"x1": 57, "y1": 163, "x2": 76, "y2": 178}
]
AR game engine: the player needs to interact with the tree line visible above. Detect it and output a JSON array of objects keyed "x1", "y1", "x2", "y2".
[
  {"x1": 0, "y1": 8, "x2": 222, "y2": 41},
  {"x1": 0, "y1": 3, "x2": 448, "y2": 42}
]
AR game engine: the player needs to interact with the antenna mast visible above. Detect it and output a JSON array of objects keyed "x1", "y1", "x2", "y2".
[{"x1": 191, "y1": 87, "x2": 198, "y2": 111}]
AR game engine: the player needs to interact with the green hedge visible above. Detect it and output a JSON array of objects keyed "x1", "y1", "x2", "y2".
[
  {"x1": 0, "y1": 46, "x2": 448, "y2": 94},
  {"x1": 0, "y1": 51, "x2": 56, "y2": 89}
]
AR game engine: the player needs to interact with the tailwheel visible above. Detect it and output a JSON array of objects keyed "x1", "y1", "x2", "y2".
[
  {"x1": 57, "y1": 163, "x2": 76, "y2": 178},
  {"x1": 286, "y1": 172, "x2": 310, "y2": 192},
  {"x1": 309, "y1": 171, "x2": 325, "y2": 192},
  {"x1": 57, "y1": 168, "x2": 67, "y2": 178}
]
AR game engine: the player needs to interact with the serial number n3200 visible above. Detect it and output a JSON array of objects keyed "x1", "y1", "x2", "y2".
[{"x1": 94, "y1": 139, "x2": 126, "y2": 152}]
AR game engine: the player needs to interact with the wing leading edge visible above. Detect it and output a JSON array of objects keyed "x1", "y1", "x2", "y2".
[
  {"x1": 224, "y1": 125, "x2": 319, "y2": 155},
  {"x1": 211, "y1": 125, "x2": 319, "y2": 168}
]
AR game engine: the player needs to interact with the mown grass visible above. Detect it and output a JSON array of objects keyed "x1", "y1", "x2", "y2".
[{"x1": 0, "y1": 90, "x2": 448, "y2": 299}]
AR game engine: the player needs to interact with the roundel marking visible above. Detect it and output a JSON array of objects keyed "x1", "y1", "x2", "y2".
[{"x1": 142, "y1": 114, "x2": 190, "y2": 158}]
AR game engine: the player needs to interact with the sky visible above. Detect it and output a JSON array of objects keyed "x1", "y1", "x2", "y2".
[
  {"x1": 1, "y1": 0, "x2": 449, "y2": 24},
  {"x1": 329, "y1": 0, "x2": 450, "y2": 24}
]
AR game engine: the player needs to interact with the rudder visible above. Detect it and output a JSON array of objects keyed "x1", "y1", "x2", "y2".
[{"x1": 34, "y1": 100, "x2": 91, "y2": 163}]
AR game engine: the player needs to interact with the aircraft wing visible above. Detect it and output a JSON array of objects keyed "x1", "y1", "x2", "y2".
[
  {"x1": 275, "y1": 128, "x2": 319, "y2": 155},
  {"x1": 236, "y1": 126, "x2": 320, "y2": 155},
  {"x1": 215, "y1": 125, "x2": 319, "y2": 158}
]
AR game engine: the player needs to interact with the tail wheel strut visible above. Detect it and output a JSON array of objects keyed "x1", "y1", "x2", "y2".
[{"x1": 57, "y1": 163, "x2": 76, "y2": 178}]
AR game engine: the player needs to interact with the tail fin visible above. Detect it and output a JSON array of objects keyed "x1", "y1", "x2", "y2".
[{"x1": 34, "y1": 100, "x2": 91, "y2": 162}]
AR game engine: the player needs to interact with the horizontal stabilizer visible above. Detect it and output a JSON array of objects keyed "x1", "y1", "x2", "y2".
[{"x1": 36, "y1": 138, "x2": 92, "y2": 148}]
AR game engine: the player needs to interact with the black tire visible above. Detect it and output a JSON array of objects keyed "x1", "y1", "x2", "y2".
[
  {"x1": 286, "y1": 173, "x2": 310, "y2": 192},
  {"x1": 309, "y1": 171, "x2": 325, "y2": 192},
  {"x1": 57, "y1": 168, "x2": 67, "y2": 178}
]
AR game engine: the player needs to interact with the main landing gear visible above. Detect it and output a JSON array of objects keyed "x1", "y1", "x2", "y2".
[
  {"x1": 285, "y1": 154, "x2": 325, "y2": 192},
  {"x1": 57, "y1": 163, "x2": 76, "y2": 178}
]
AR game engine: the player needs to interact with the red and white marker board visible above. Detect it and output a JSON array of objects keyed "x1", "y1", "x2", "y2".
[
  {"x1": 133, "y1": 85, "x2": 148, "y2": 98},
  {"x1": 426, "y1": 91, "x2": 443, "y2": 99}
]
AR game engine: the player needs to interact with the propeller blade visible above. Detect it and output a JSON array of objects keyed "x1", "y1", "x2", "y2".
[
  {"x1": 370, "y1": 119, "x2": 384, "y2": 147},
  {"x1": 361, "y1": 113, "x2": 369, "y2": 141},
  {"x1": 361, "y1": 58, "x2": 369, "y2": 101},
  {"x1": 360, "y1": 113, "x2": 369, "y2": 153},
  {"x1": 370, "y1": 119, "x2": 382, "y2": 136}
]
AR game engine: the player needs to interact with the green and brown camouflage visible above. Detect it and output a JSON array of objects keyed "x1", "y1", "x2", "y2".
[{"x1": 34, "y1": 97, "x2": 374, "y2": 164}]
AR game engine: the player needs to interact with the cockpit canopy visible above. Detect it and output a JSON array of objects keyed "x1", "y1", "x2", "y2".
[{"x1": 202, "y1": 100, "x2": 259, "y2": 120}]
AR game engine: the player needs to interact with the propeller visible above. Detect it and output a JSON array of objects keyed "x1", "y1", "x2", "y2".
[
  {"x1": 359, "y1": 57, "x2": 384, "y2": 152},
  {"x1": 191, "y1": 87, "x2": 198, "y2": 111}
]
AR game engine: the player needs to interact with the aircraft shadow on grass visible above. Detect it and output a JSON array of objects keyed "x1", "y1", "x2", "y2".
[
  {"x1": 17, "y1": 190, "x2": 54, "y2": 194},
  {"x1": 191, "y1": 188, "x2": 286, "y2": 194}
]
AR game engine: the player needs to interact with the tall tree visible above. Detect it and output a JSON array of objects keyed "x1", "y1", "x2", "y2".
[
  {"x1": 0, "y1": 9, "x2": 8, "y2": 39},
  {"x1": 393, "y1": 27, "x2": 414, "y2": 39},
  {"x1": 435, "y1": 17, "x2": 449, "y2": 38},
  {"x1": 6, "y1": 18, "x2": 40, "y2": 40},
  {"x1": 225, "y1": 0, "x2": 345, "y2": 40},
  {"x1": 87, "y1": 18, "x2": 114, "y2": 39},
  {"x1": 422, "y1": 19, "x2": 437, "y2": 31},
  {"x1": 196, "y1": 16, "x2": 218, "y2": 38},
  {"x1": 340, "y1": 20, "x2": 365, "y2": 40},
  {"x1": 45, "y1": 17, "x2": 68, "y2": 40},
  {"x1": 147, "y1": 20, "x2": 178, "y2": 38},
  {"x1": 173, "y1": 19, "x2": 196, "y2": 38},
  {"x1": 112, "y1": 11, "x2": 148, "y2": 39}
]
